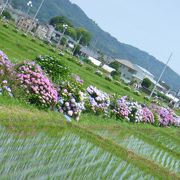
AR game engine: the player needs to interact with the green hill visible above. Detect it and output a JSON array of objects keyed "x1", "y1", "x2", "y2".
[{"x1": 11, "y1": 0, "x2": 180, "y2": 91}]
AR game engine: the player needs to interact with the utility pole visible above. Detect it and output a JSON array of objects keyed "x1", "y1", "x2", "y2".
[
  {"x1": 149, "y1": 53, "x2": 173, "y2": 98},
  {"x1": 56, "y1": 24, "x2": 68, "y2": 50},
  {"x1": 72, "y1": 34, "x2": 82, "y2": 55},
  {"x1": 0, "y1": 0, "x2": 9, "y2": 16},
  {"x1": 26, "y1": 0, "x2": 45, "y2": 33}
]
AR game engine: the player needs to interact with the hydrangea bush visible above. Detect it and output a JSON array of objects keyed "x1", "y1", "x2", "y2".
[
  {"x1": 86, "y1": 85, "x2": 110, "y2": 116},
  {"x1": 141, "y1": 107, "x2": 154, "y2": 124},
  {"x1": 35, "y1": 55, "x2": 69, "y2": 83},
  {"x1": 157, "y1": 107, "x2": 177, "y2": 126},
  {"x1": 57, "y1": 75, "x2": 85, "y2": 121},
  {"x1": 0, "y1": 50, "x2": 14, "y2": 80},
  {"x1": 16, "y1": 61, "x2": 58, "y2": 108},
  {"x1": 0, "y1": 80, "x2": 13, "y2": 97},
  {"x1": 113, "y1": 96, "x2": 130, "y2": 120},
  {"x1": 0, "y1": 51, "x2": 14, "y2": 97}
]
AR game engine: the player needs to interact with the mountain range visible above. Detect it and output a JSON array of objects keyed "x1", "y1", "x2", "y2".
[{"x1": 11, "y1": 0, "x2": 180, "y2": 92}]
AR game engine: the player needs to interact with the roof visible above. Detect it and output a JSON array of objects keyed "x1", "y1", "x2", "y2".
[
  {"x1": 88, "y1": 56, "x2": 101, "y2": 66},
  {"x1": 116, "y1": 59, "x2": 136, "y2": 71},
  {"x1": 136, "y1": 65, "x2": 154, "y2": 78},
  {"x1": 165, "y1": 93, "x2": 179, "y2": 102},
  {"x1": 102, "y1": 64, "x2": 116, "y2": 73},
  {"x1": 81, "y1": 47, "x2": 99, "y2": 59}
]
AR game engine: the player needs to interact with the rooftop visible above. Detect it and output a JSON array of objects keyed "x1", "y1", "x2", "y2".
[{"x1": 116, "y1": 59, "x2": 136, "y2": 71}]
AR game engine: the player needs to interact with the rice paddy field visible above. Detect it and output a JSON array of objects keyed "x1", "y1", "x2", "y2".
[{"x1": 0, "y1": 21, "x2": 180, "y2": 179}]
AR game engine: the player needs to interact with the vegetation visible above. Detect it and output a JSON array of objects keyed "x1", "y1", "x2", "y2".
[
  {"x1": 10, "y1": 0, "x2": 180, "y2": 91},
  {"x1": 49, "y1": 16, "x2": 91, "y2": 45},
  {"x1": 0, "y1": 19, "x2": 180, "y2": 179},
  {"x1": 0, "y1": 96, "x2": 179, "y2": 179},
  {"x1": 142, "y1": 78, "x2": 152, "y2": 88},
  {"x1": 1, "y1": 10, "x2": 13, "y2": 20}
]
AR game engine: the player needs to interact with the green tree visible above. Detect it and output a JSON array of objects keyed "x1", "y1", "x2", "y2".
[
  {"x1": 66, "y1": 27, "x2": 77, "y2": 40},
  {"x1": 109, "y1": 61, "x2": 121, "y2": 71},
  {"x1": 76, "y1": 27, "x2": 91, "y2": 46},
  {"x1": 141, "y1": 78, "x2": 152, "y2": 88},
  {"x1": 49, "y1": 16, "x2": 73, "y2": 28},
  {"x1": 2, "y1": 10, "x2": 12, "y2": 20},
  {"x1": 73, "y1": 44, "x2": 81, "y2": 56}
]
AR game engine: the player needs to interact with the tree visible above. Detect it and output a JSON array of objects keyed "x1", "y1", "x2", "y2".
[
  {"x1": 73, "y1": 44, "x2": 81, "y2": 56},
  {"x1": 141, "y1": 78, "x2": 152, "y2": 88},
  {"x1": 109, "y1": 61, "x2": 121, "y2": 71},
  {"x1": 76, "y1": 27, "x2": 91, "y2": 46},
  {"x1": 49, "y1": 16, "x2": 73, "y2": 28},
  {"x1": 66, "y1": 26, "x2": 77, "y2": 40},
  {"x1": 2, "y1": 10, "x2": 12, "y2": 20}
]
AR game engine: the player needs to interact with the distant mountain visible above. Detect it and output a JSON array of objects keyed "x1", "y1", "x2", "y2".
[{"x1": 11, "y1": 0, "x2": 180, "y2": 91}]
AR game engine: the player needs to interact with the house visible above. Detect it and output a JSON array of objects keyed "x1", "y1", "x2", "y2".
[
  {"x1": 88, "y1": 56, "x2": 101, "y2": 66},
  {"x1": 116, "y1": 59, "x2": 164, "y2": 89},
  {"x1": 34, "y1": 24, "x2": 55, "y2": 40},
  {"x1": 66, "y1": 37, "x2": 76, "y2": 49},
  {"x1": 17, "y1": 16, "x2": 38, "y2": 32},
  {"x1": 80, "y1": 47, "x2": 99, "y2": 59},
  {"x1": 102, "y1": 64, "x2": 115, "y2": 73},
  {"x1": 165, "y1": 93, "x2": 180, "y2": 108},
  {"x1": 116, "y1": 59, "x2": 138, "y2": 83},
  {"x1": 35, "y1": 24, "x2": 49, "y2": 39}
]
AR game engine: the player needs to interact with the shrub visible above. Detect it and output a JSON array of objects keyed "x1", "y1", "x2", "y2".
[
  {"x1": 113, "y1": 96, "x2": 130, "y2": 120},
  {"x1": 157, "y1": 107, "x2": 176, "y2": 126},
  {"x1": 95, "y1": 70, "x2": 103, "y2": 77},
  {"x1": 124, "y1": 86, "x2": 131, "y2": 91},
  {"x1": 144, "y1": 96, "x2": 150, "y2": 101},
  {"x1": 3, "y1": 23, "x2": 9, "y2": 28},
  {"x1": 31, "y1": 38, "x2": 36, "y2": 42},
  {"x1": 49, "y1": 48, "x2": 56, "y2": 52},
  {"x1": 57, "y1": 75, "x2": 85, "y2": 121},
  {"x1": 141, "y1": 78, "x2": 152, "y2": 88},
  {"x1": 36, "y1": 55, "x2": 69, "y2": 83},
  {"x1": 21, "y1": 33, "x2": 27, "y2": 37},
  {"x1": 0, "y1": 51, "x2": 14, "y2": 86},
  {"x1": 141, "y1": 107, "x2": 154, "y2": 124},
  {"x1": 85, "y1": 66, "x2": 93, "y2": 71},
  {"x1": 39, "y1": 43, "x2": 45, "y2": 47},
  {"x1": 16, "y1": 61, "x2": 58, "y2": 108},
  {"x1": 86, "y1": 85, "x2": 110, "y2": 116},
  {"x1": 76, "y1": 60, "x2": 84, "y2": 66},
  {"x1": 0, "y1": 80, "x2": 13, "y2": 97},
  {"x1": 13, "y1": 29, "x2": 19, "y2": 33},
  {"x1": 105, "y1": 75, "x2": 113, "y2": 81},
  {"x1": 133, "y1": 90, "x2": 141, "y2": 96},
  {"x1": 114, "y1": 80, "x2": 121, "y2": 86}
]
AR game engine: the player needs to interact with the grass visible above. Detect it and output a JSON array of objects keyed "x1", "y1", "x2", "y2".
[
  {"x1": 0, "y1": 96, "x2": 180, "y2": 179},
  {"x1": 0, "y1": 21, "x2": 149, "y2": 104},
  {"x1": 0, "y1": 21, "x2": 180, "y2": 179}
]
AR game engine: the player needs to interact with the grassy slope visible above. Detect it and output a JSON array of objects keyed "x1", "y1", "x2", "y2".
[
  {"x1": 0, "y1": 21, "x2": 148, "y2": 103},
  {"x1": 0, "y1": 96, "x2": 179, "y2": 179},
  {"x1": 0, "y1": 22, "x2": 180, "y2": 178}
]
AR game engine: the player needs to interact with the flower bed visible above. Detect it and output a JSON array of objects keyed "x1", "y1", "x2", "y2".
[
  {"x1": 57, "y1": 75, "x2": 85, "y2": 121},
  {"x1": 86, "y1": 85, "x2": 110, "y2": 116},
  {"x1": 16, "y1": 61, "x2": 58, "y2": 108},
  {"x1": 0, "y1": 50, "x2": 179, "y2": 126}
]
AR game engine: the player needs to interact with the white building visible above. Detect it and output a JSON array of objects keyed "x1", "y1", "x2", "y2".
[
  {"x1": 17, "y1": 16, "x2": 38, "y2": 32},
  {"x1": 116, "y1": 59, "x2": 138, "y2": 83},
  {"x1": 102, "y1": 64, "x2": 115, "y2": 73},
  {"x1": 88, "y1": 56, "x2": 101, "y2": 66},
  {"x1": 116, "y1": 59, "x2": 163, "y2": 89},
  {"x1": 35, "y1": 25, "x2": 49, "y2": 39}
]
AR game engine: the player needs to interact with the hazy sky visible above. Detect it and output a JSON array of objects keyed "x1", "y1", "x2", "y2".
[{"x1": 70, "y1": 0, "x2": 180, "y2": 76}]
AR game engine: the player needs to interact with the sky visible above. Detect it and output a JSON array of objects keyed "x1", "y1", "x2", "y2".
[{"x1": 70, "y1": 0, "x2": 180, "y2": 76}]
